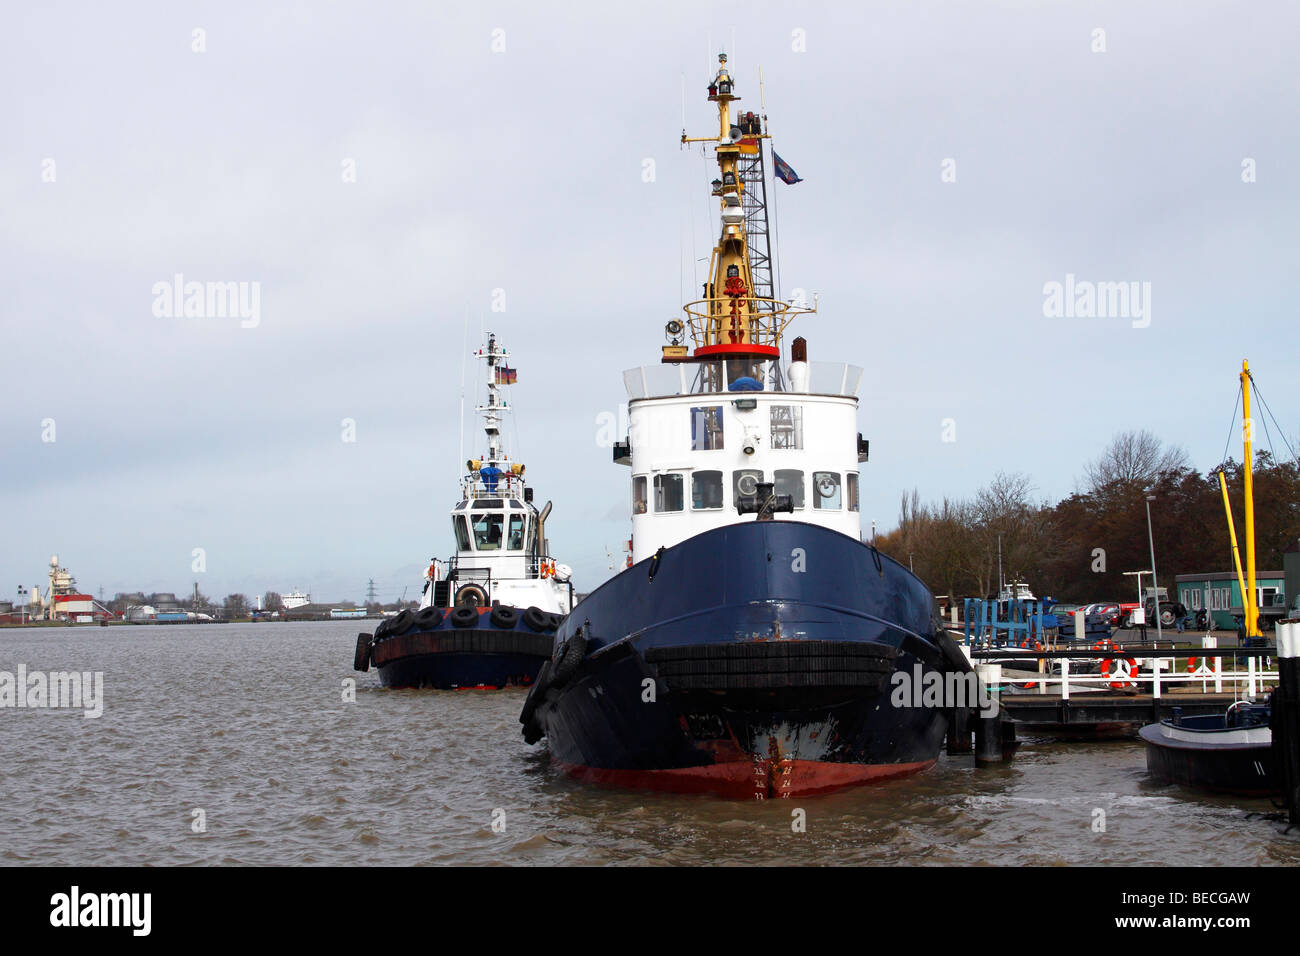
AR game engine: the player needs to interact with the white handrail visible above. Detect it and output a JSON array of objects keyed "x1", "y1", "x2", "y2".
[{"x1": 992, "y1": 661, "x2": 1278, "y2": 698}]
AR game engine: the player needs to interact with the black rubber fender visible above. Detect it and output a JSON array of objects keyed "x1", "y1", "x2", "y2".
[
  {"x1": 519, "y1": 659, "x2": 551, "y2": 728},
  {"x1": 389, "y1": 609, "x2": 415, "y2": 636},
  {"x1": 545, "y1": 612, "x2": 565, "y2": 631},
  {"x1": 490, "y1": 605, "x2": 519, "y2": 630},
  {"x1": 414, "y1": 605, "x2": 441, "y2": 629},
  {"x1": 450, "y1": 605, "x2": 480, "y2": 629},
  {"x1": 936, "y1": 630, "x2": 973, "y2": 673},
  {"x1": 352, "y1": 633, "x2": 372, "y2": 672},
  {"x1": 522, "y1": 606, "x2": 550, "y2": 632},
  {"x1": 550, "y1": 630, "x2": 588, "y2": 688}
]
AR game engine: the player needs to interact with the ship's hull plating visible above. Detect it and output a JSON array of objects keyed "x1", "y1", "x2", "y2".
[
  {"x1": 526, "y1": 521, "x2": 965, "y2": 798},
  {"x1": 368, "y1": 607, "x2": 557, "y2": 690},
  {"x1": 1140, "y1": 723, "x2": 1278, "y2": 796},
  {"x1": 377, "y1": 650, "x2": 545, "y2": 690}
]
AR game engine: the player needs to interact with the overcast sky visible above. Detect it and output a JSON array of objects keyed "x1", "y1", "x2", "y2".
[{"x1": 3, "y1": 1, "x2": 1297, "y2": 605}]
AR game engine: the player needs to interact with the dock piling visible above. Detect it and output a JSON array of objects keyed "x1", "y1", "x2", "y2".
[
  {"x1": 946, "y1": 707, "x2": 972, "y2": 754},
  {"x1": 973, "y1": 707, "x2": 1015, "y2": 764}
]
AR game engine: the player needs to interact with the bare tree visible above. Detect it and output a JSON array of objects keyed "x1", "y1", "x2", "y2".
[
  {"x1": 224, "y1": 593, "x2": 249, "y2": 618},
  {"x1": 968, "y1": 472, "x2": 1051, "y2": 596},
  {"x1": 1084, "y1": 430, "x2": 1188, "y2": 492}
]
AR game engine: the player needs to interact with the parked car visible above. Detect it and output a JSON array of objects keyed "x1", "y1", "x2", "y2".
[{"x1": 1083, "y1": 602, "x2": 1122, "y2": 628}]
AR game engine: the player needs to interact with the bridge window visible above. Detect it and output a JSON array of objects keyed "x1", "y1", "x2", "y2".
[
  {"x1": 471, "y1": 513, "x2": 505, "y2": 550},
  {"x1": 774, "y1": 469, "x2": 804, "y2": 509},
  {"x1": 692, "y1": 470, "x2": 724, "y2": 510},
  {"x1": 770, "y1": 405, "x2": 803, "y2": 449},
  {"x1": 812, "y1": 472, "x2": 841, "y2": 510},
  {"x1": 508, "y1": 514, "x2": 526, "y2": 550},
  {"x1": 633, "y1": 475, "x2": 647, "y2": 515},
  {"x1": 690, "y1": 406, "x2": 724, "y2": 450},
  {"x1": 655, "y1": 473, "x2": 685, "y2": 513},
  {"x1": 847, "y1": 472, "x2": 859, "y2": 512},
  {"x1": 733, "y1": 468, "x2": 763, "y2": 501},
  {"x1": 453, "y1": 515, "x2": 471, "y2": 551}
]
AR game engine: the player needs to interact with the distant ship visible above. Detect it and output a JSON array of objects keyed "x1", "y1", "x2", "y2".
[
  {"x1": 518, "y1": 55, "x2": 969, "y2": 798},
  {"x1": 354, "y1": 333, "x2": 575, "y2": 688},
  {"x1": 281, "y1": 590, "x2": 311, "y2": 610}
]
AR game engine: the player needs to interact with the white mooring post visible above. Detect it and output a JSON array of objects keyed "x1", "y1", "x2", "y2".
[
  {"x1": 1214, "y1": 653, "x2": 1223, "y2": 694},
  {"x1": 975, "y1": 663, "x2": 1002, "y2": 701},
  {"x1": 1247, "y1": 654, "x2": 1257, "y2": 700},
  {"x1": 1153, "y1": 656, "x2": 1161, "y2": 699},
  {"x1": 1074, "y1": 609, "x2": 1084, "y2": 644},
  {"x1": 1060, "y1": 657, "x2": 1070, "y2": 701}
]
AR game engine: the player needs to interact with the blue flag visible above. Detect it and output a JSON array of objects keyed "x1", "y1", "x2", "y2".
[{"x1": 773, "y1": 151, "x2": 803, "y2": 184}]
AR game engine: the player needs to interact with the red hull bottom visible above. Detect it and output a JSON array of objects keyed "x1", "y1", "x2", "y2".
[{"x1": 555, "y1": 757, "x2": 936, "y2": 799}]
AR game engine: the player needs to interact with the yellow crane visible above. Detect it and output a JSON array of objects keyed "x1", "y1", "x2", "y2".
[{"x1": 1218, "y1": 360, "x2": 1261, "y2": 639}]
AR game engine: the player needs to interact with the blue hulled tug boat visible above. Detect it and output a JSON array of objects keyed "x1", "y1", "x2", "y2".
[
  {"x1": 518, "y1": 56, "x2": 970, "y2": 798},
  {"x1": 354, "y1": 334, "x2": 575, "y2": 689}
]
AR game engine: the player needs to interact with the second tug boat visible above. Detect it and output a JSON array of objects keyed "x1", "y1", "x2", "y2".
[
  {"x1": 355, "y1": 333, "x2": 574, "y2": 689},
  {"x1": 520, "y1": 55, "x2": 971, "y2": 797}
]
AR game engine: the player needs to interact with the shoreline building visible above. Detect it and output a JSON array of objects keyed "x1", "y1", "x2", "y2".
[{"x1": 1175, "y1": 570, "x2": 1286, "y2": 631}]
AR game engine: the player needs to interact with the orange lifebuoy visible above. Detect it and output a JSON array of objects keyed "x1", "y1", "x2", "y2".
[
  {"x1": 540, "y1": 561, "x2": 552, "y2": 579},
  {"x1": 425, "y1": 563, "x2": 437, "y2": 579},
  {"x1": 1101, "y1": 655, "x2": 1139, "y2": 689}
]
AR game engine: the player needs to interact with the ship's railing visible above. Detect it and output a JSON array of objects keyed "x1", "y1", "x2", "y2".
[
  {"x1": 446, "y1": 554, "x2": 559, "y2": 583},
  {"x1": 624, "y1": 360, "x2": 863, "y2": 399},
  {"x1": 461, "y1": 473, "x2": 527, "y2": 500},
  {"x1": 967, "y1": 645, "x2": 1279, "y2": 700},
  {"x1": 680, "y1": 296, "x2": 813, "y2": 350}
]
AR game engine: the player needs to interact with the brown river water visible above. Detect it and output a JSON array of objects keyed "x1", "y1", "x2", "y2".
[{"x1": 2, "y1": 621, "x2": 1296, "y2": 866}]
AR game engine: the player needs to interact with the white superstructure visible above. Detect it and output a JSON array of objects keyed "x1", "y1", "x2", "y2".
[{"x1": 619, "y1": 354, "x2": 866, "y2": 562}]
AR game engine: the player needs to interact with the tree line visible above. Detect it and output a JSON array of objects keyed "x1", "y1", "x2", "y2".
[{"x1": 875, "y1": 430, "x2": 1300, "y2": 605}]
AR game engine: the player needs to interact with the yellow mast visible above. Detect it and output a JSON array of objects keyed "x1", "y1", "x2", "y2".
[
  {"x1": 1241, "y1": 359, "x2": 1260, "y2": 638},
  {"x1": 1217, "y1": 468, "x2": 1249, "y2": 624},
  {"x1": 674, "y1": 54, "x2": 812, "y2": 364}
]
